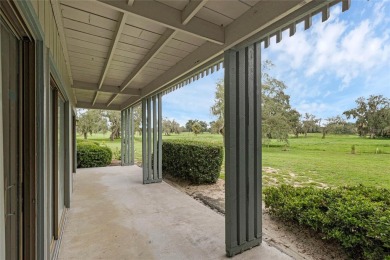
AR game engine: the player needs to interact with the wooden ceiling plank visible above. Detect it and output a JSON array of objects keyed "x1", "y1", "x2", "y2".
[
  {"x1": 51, "y1": 0, "x2": 74, "y2": 85},
  {"x1": 119, "y1": 29, "x2": 176, "y2": 92},
  {"x1": 98, "y1": 13, "x2": 128, "y2": 91},
  {"x1": 97, "y1": 0, "x2": 224, "y2": 44},
  {"x1": 77, "y1": 101, "x2": 121, "y2": 110},
  {"x1": 106, "y1": 94, "x2": 118, "y2": 107},
  {"x1": 121, "y1": 0, "x2": 329, "y2": 109},
  {"x1": 73, "y1": 80, "x2": 141, "y2": 96}
]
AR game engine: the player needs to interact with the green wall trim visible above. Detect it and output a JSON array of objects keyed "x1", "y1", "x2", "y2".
[
  {"x1": 15, "y1": 0, "x2": 44, "y2": 41},
  {"x1": 49, "y1": 55, "x2": 72, "y2": 104}
]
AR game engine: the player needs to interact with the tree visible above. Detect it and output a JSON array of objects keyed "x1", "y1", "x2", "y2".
[
  {"x1": 192, "y1": 122, "x2": 202, "y2": 136},
  {"x1": 209, "y1": 61, "x2": 302, "y2": 145},
  {"x1": 185, "y1": 120, "x2": 195, "y2": 132},
  {"x1": 104, "y1": 111, "x2": 121, "y2": 141},
  {"x1": 133, "y1": 105, "x2": 142, "y2": 136},
  {"x1": 210, "y1": 80, "x2": 225, "y2": 137},
  {"x1": 162, "y1": 118, "x2": 172, "y2": 135},
  {"x1": 261, "y1": 61, "x2": 299, "y2": 144},
  {"x1": 162, "y1": 118, "x2": 181, "y2": 135},
  {"x1": 322, "y1": 116, "x2": 346, "y2": 139},
  {"x1": 343, "y1": 95, "x2": 390, "y2": 138},
  {"x1": 76, "y1": 109, "x2": 105, "y2": 139},
  {"x1": 302, "y1": 113, "x2": 320, "y2": 137},
  {"x1": 185, "y1": 119, "x2": 207, "y2": 133},
  {"x1": 198, "y1": 121, "x2": 208, "y2": 132},
  {"x1": 210, "y1": 120, "x2": 224, "y2": 134},
  {"x1": 289, "y1": 109, "x2": 302, "y2": 138}
]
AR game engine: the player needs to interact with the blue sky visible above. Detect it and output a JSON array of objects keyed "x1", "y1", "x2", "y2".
[{"x1": 163, "y1": 0, "x2": 390, "y2": 126}]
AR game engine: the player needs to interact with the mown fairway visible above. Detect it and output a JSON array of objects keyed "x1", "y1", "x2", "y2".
[{"x1": 78, "y1": 133, "x2": 390, "y2": 189}]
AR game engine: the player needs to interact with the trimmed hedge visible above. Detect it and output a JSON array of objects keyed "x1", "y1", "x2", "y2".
[
  {"x1": 264, "y1": 185, "x2": 390, "y2": 259},
  {"x1": 77, "y1": 140, "x2": 112, "y2": 168},
  {"x1": 162, "y1": 139, "x2": 223, "y2": 184}
]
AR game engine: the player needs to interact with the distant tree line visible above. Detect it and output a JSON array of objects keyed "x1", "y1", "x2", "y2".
[
  {"x1": 209, "y1": 61, "x2": 390, "y2": 143},
  {"x1": 77, "y1": 62, "x2": 389, "y2": 142},
  {"x1": 76, "y1": 105, "x2": 142, "y2": 140},
  {"x1": 343, "y1": 95, "x2": 390, "y2": 138}
]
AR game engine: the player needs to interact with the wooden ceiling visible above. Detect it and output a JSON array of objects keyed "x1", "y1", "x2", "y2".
[{"x1": 56, "y1": 0, "x2": 349, "y2": 110}]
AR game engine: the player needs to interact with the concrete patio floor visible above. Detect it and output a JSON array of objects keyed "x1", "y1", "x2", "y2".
[{"x1": 58, "y1": 166, "x2": 292, "y2": 260}]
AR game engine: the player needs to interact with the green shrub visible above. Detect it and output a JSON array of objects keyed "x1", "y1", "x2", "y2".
[
  {"x1": 264, "y1": 185, "x2": 390, "y2": 259},
  {"x1": 77, "y1": 139, "x2": 100, "y2": 146},
  {"x1": 162, "y1": 139, "x2": 223, "y2": 184},
  {"x1": 77, "y1": 141, "x2": 112, "y2": 168},
  {"x1": 112, "y1": 147, "x2": 121, "y2": 160}
]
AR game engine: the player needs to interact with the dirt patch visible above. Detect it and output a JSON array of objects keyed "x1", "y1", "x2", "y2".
[
  {"x1": 110, "y1": 159, "x2": 122, "y2": 166},
  {"x1": 163, "y1": 171, "x2": 347, "y2": 260}
]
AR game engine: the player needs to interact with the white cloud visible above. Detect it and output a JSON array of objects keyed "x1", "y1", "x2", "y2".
[
  {"x1": 266, "y1": 1, "x2": 390, "y2": 92},
  {"x1": 260, "y1": 1, "x2": 390, "y2": 121}
]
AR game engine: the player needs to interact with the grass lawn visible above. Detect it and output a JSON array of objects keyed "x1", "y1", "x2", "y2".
[{"x1": 77, "y1": 132, "x2": 390, "y2": 189}]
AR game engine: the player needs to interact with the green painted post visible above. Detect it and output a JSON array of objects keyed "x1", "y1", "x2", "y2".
[
  {"x1": 225, "y1": 43, "x2": 262, "y2": 257},
  {"x1": 142, "y1": 99, "x2": 148, "y2": 183},
  {"x1": 158, "y1": 93, "x2": 162, "y2": 179},
  {"x1": 130, "y1": 107, "x2": 135, "y2": 165},
  {"x1": 121, "y1": 110, "x2": 124, "y2": 165},
  {"x1": 153, "y1": 96, "x2": 158, "y2": 179}
]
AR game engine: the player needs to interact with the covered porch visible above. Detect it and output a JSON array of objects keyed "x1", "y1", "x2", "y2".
[
  {"x1": 58, "y1": 166, "x2": 290, "y2": 259},
  {"x1": 0, "y1": 0, "x2": 351, "y2": 259}
]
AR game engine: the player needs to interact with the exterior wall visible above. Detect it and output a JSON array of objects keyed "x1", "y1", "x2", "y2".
[
  {"x1": 29, "y1": 0, "x2": 73, "y2": 102},
  {"x1": 0, "y1": 1, "x2": 75, "y2": 259}
]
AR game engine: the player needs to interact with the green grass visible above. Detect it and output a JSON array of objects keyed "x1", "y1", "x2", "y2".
[
  {"x1": 77, "y1": 132, "x2": 390, "y2": 189},
  {"x1": 262, "y1": 134, "x2": 390, "y2": 189}
]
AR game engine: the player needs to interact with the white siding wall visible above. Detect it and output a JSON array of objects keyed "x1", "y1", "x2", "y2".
[
  {"x1": 23, "y1": 1, "x2": 75, "y2": 258},
  {"x1": 30, "y1": 0, "x2": 73, "y2": 100}
]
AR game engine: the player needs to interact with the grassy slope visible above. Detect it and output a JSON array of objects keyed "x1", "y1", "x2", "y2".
[{"x1": 78, "y1": 132, "x2": 390, "y2": 189}]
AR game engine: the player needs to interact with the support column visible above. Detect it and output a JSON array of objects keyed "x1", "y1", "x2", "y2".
[
  {"x1": 121, "y1": 110, "x2": 124, "y2": 164},
  {"x1": 142, "y1": 93, "x2": 163, "y2": 184},
  {"x1": 121, "y1": 107, "x2": 135, "y2": 166},
  {"x1": 224, "y1": 43, "x2": 262, "y2": 257}
]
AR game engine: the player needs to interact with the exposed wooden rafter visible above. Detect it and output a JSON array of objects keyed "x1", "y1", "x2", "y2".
[
  {"x1": 106, "y1": 94, "x2": 118, "y2": 107},
  {"x1": 93, "y1": 12, "x2": 128, "y2": 106},
  {"x1": 104, "y1": 29, "x2": 176, "y2": 107},
  {"x1": 97, "y1": 0, "x2": 224, "y2": 45},
  {"x1": 98, "y1": 13, "x2": 128, "y2": 90},
  {"x1": 121, "y1": 0, "x2": 347, "y2": 109},
  {"x1": 77, "y1": 101, "x2": 121, "y2": 111},
  {"x1": 182, "y1": 0, "x2": 208, "y2": 25},
  {"x1": 120, "y1": 29, "x2": 176, "y2": 92},
  {"x1": 72, "y1": 81, "x2": 140, "y2": 96}
]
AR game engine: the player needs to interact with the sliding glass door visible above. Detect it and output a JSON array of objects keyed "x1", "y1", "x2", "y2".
[{"x1": 1, "y1": 18, "x2": 20, "y2": 260}]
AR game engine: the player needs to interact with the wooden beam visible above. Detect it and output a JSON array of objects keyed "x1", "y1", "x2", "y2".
[
  {"x1": 77, "y1": 101, "x2": 121, "y2": 110},
  {"x1": 120, "y1": 29, "x2": 176, "y2": 92},
  {"x1": 120, "y1": 96, "x2": 139, "y2": 110},
  {"x1": 98, "y1": 13, "x2": 127, "y2": 90},
  {"x1": 120, "y1": 0, "x2": 342, "y2": 109},
  {"x1": 127, "y1": 0, "x2": 134, "y2": 6},
  {"x1": 182, "y1": 0, "x2": 208, "y2": 25},
  {"x1": 73, "y1": 81, "x2": 140, "y2": 96},
  {"x1": 97, "y1": 0, "x2": 224, "y2": 45},
  {"x1": 92, "y1": 92, "x2": 99, "y2": 105},
  {"x1": 106, "y1": 94, "x2": 118, "y2": 107}
]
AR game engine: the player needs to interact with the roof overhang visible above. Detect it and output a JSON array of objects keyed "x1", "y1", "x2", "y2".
[{"x1": 55, "y1": 0, "x2": 350, "y2": 110}]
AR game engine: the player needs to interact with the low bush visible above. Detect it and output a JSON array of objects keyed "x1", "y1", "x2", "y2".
[
  {"x1": 77, "y1": 140, "x2": 112, "y2": 168},
  {"x1": 264, "y1": 185, "x2": 390, "y2": 259},
  {"x1": 162, "y1": 139, "x2": 223, "y2": 184}
]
